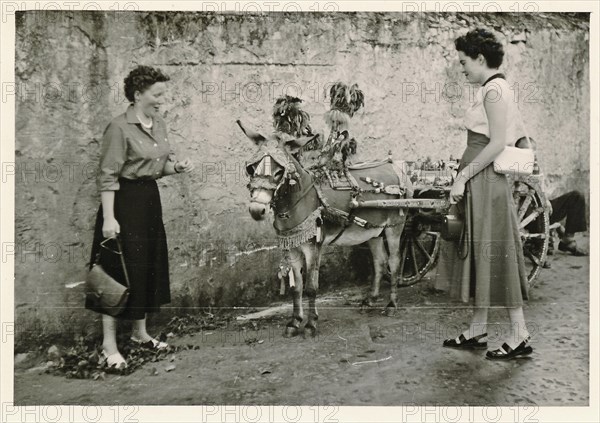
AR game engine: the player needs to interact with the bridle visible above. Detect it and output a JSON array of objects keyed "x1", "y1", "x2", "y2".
[
  {"x1": 246, "y1": 140, "x2": 296, "y2": 204},
  {"x1": 246, "y1": 143, "x2": 322, "y2": 218}
]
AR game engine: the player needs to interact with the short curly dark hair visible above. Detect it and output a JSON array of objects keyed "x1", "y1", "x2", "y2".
[
  {"x1": 455, "y1": 28, "x2": 504, "y2": 69},
  {"x1": 123, "y1": 65, "x2": 170, "y2": 103}
]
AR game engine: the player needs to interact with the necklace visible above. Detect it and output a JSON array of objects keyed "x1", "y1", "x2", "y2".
[{"x1": 137, "y1": 113, "x2": 153, "y2": 129}]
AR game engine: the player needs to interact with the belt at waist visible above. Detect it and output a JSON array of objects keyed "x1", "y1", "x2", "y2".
[
  {"x1": 118, "y1": 177, "x2": 158, "y2": 185},
  {"x1": 458, "y1": 130, "x2": 490, "y2": 172}
]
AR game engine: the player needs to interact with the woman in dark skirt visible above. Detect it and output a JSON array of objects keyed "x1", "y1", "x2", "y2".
[
  {"x1": 87, "y1": 65, "x2": 194, "y2": 369},
  {"x1": 435, "y1": 28, "x2": 533, "y2": 360}
]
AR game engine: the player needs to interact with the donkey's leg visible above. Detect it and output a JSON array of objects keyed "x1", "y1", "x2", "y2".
[
  {"x1": 285, "y1": 247, "x2": 304, "y2": 338},
  {"x1": 384, "y1": 224, "x2": 405, "y2": 316},
  {"x1": 362, "y1": 237, "x2": 388, "y2": 309},
  {"x1": 302, "y1": 242, "x2": 322, "y2": 338}
]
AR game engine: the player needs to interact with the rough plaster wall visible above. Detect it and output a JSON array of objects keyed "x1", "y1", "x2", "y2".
[{"x1": 14, "y1": 11, "x2": 589, "y2": 348}]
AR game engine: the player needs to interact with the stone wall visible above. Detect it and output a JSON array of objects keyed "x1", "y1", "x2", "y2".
[{"x1": 13, "y1": 11, "x2": 589, "y2": 349}]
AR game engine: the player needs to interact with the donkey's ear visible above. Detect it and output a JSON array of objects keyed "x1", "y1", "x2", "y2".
[
  {"x1": 237, "y1": 120, "x2": 266, "y2": 145},
  {"x1": 284, "y1": 133, "x2": 319, "y2": 153}
]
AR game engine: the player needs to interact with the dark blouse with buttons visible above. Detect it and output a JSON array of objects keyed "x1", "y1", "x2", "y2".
[{"x1": 97, "y1": 104, "x2": 176, "y2": 191}]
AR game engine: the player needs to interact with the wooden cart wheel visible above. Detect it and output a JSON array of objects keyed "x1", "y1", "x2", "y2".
[
  {"x1": 398, "y1": 213, "x2": 441, "y2": 286},
  {"x1": 511, "y1": 178, "x2": 550, "y2": 289}
]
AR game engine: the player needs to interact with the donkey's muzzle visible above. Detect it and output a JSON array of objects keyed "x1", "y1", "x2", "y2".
[{"x1": 249, "y1": 201, "x2": 268, "y2": 221}]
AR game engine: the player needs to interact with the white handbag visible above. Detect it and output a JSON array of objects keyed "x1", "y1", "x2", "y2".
[{"x1": 493, "y1": 111, "x2": 535, "y2": 177}]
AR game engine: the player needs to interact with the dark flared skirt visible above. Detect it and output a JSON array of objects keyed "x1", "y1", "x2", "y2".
[
  {"x1": 435, "y1": 131, "x2": 529, "y2": 307},
  {"x1": 85, "y1": 178, "x2": 171, "y2": 320}
]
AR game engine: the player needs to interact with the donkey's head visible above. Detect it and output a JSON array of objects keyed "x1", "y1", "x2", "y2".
[{"x1": 238, "y1": 120, "x2": 317, "y2": 221}]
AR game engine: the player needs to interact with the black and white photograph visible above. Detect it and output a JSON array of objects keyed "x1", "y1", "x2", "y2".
[{"x1": 1, "y1": 1, "x2": 598, "y2": 421}]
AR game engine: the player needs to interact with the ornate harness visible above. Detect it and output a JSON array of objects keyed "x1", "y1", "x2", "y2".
[{"x1": 247, "y1": 140, "x2": 408, "y2": 250}]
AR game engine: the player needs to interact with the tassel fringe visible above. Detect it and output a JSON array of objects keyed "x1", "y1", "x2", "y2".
[{"x1": 276, "y1": 208, "x2": 322, "y2": 250}]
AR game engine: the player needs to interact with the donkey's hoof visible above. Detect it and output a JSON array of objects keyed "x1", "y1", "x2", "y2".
[
  {"x1": 284, "y1": 326, "x2": 300, "y2": 338},
  {"x1": 385, "y1": 302, "x2": 397, "y2": 317},
  {"x1": 361, "y1": 297, "x2": 378, "y2": 310},
  {"x1": 303, "y1": 323, "x2": 318, "y2": 338}
]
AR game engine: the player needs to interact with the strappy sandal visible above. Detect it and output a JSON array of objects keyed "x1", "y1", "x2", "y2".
[
  {"x1": 130, "y1": 335, "x2": 169, "y2": 350},
  {"x1": 486, "y1": 337, "x2": 533, "y2": 360},
  {"x1": 101, "y1": 349, "x2": 128, "y2": 370},
  {"x1": 443, "y1": 333, "x2": 488, "y2": 349}
]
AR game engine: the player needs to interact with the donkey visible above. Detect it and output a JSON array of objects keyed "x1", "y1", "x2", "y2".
[{"x1": 239, "y1": 120, "x2": 413, "y2": 337}]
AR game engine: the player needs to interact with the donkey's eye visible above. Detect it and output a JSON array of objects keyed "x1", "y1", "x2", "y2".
[{"x1": 274, "y1": 169, "x2": 284, "y2": 179}]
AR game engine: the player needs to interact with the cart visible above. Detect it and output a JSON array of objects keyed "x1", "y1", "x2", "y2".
[{"x1": 350, "y1": 170, "x2": 551, "y2": 291}]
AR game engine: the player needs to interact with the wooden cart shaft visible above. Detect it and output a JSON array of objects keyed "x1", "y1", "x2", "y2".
[{"x1": 350, "y1": 198, "x2": 451, "y2": 209}]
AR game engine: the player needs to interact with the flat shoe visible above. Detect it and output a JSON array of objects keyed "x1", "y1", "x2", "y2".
[
  {"x1": 443, "y1": 333, "x2": 488, "y2": 349},
  {"x1": 558, "y1": 241, "x2": 587, "y2": 256},
  {"x1": 130, "y1": 336, "x2": 169, "y2": 350},
  {"x1": 101, "y1": 350, "x2": 127, "y2": 369},
  {"x1": 486, "y1": 337, "x2": 533, "y2": 360}
]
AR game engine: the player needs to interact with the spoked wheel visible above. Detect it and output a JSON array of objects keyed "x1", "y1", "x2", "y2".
[
  {"x1": 398, "y1": 213, "x2": 441, "y2": 287},
  {"x1": 512, "y1": 178, "x2": 550, "y2": 289}
]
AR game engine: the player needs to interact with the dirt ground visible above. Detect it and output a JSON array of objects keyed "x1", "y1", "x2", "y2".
[{"x1": 14, "y1": 234, "x2": 590, "y2": 406}]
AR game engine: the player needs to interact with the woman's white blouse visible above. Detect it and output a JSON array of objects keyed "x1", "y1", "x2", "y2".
[{"x1": 464, "y1": 77, "x2": 525, "y2": 146}]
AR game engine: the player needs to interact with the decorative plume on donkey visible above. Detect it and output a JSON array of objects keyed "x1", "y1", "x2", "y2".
[
  {"x1": 323, "y1": 82, "x2": 364, "y2": 166},
  {"x1": 325, "y1": 82, "x2": 365, "y2": 128},
  {"x1": 272, "y1": 95, "x2": 320, "y2": 151}
]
